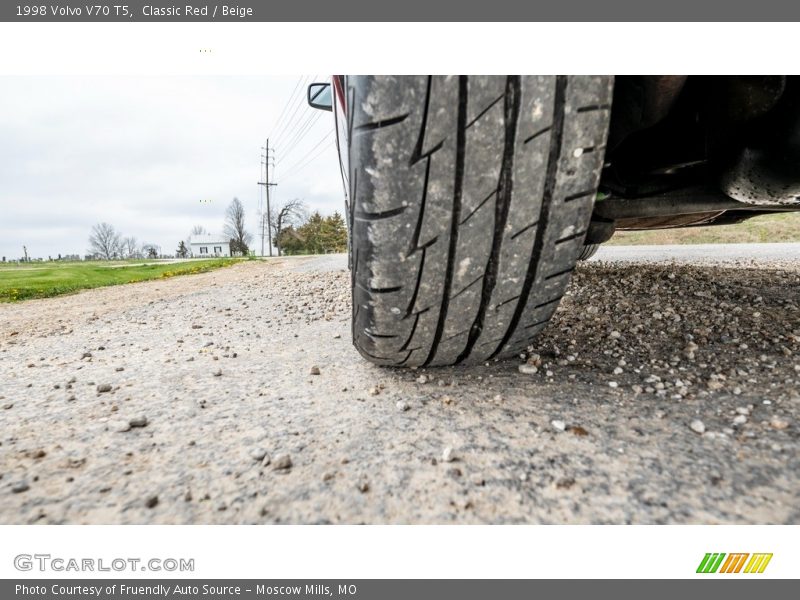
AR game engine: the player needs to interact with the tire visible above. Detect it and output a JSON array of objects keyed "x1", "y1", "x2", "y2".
[
  {"x1": 347, "y1": 75, "x2": 613, "y2": 367},
  {"x1": 577, "y1": 243, "x2": 600, "y2": 261}
]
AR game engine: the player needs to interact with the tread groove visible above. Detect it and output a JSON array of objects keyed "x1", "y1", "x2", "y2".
[
  {"x1": 404, "y1": 246, "x2": 427, "y2": 317},
  {"x1": 355, "y1": 281, "x2": 402, "y2": 294},
  {"x1": 510, "y1": 219, "x2": 539, "y2": 240},
  {"x1": 363, "y1": 331, "x2": 398, "y2": 339},
  {"x1": 494, "y1": 293, "x2": 521, "y2": 311},
  {"x1": 554, "y1": 229, "x2": 588, "y2": 245},
  {"x1": 354, "y1": 206, "x2": 407, "y2": 221},
  {"x1": 407, "y1": 155, "x2": 432, "y2": 255},
  {"x1": 445, "y1": 328, "x2": 471, "y2": 342},
  {"x1": 533, "y1": 296, "x2": 562, "y2": 310},
  {"x1": 577, "y1": 103, "x2": 610, "y2": 113},
  {"x1": 523, "y1": 125, "x2": 551, "y2": 145},
  {"x1": 354, "y1": 114, "x2": 409, "y2": 132},
  {"x1": 489, "y1": 75, "x2": 568, "y2": 359},
  {"x1": 451, "y1": 273, "x2": 484, "y2": 300},
  {"x1": 409, "y1": 76, "x2": 433, "y2": 166},
  {"x1": 524, "y1": 318, "x2": 551, "y2": 330},
  {"x1": 456, "y1": 76, "x2": 521, "y2": 364},
  {"x1": 465, "y1": 94, "x2": 505, "y2": 129},
  {"x1": 422, "y1": 76, "x2": 469, "y2": 367},
  {"x1": 564, "y1": 189, "x2": 595, "y2": 203},
  {"x1": 459, "y1": 189, "x2": 497, "y2": 226},
  {"x1": 398, "y1": 312, "x2": 421, "y2": 351},
  {"x1": 545, "y1": 266, "x2": 576, "y2": 280}
]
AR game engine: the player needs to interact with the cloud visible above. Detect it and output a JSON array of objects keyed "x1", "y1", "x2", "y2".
[{"x1": 0, "y1": 75, "x2": 342, "y2": 259}]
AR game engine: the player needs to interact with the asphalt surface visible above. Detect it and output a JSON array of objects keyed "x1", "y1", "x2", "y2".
[
  {"x1": 0, "y1": 245, "x2": 798, "y2": 524},
  {"x1": 594, "y1": 242, "x2": 800, "y2": 265}
]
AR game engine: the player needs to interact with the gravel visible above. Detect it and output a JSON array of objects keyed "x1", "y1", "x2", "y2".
[
  {"x1": 129, "y1": 416, "x2": 148, "y2": 428},
  {"x1": 272, "y1": 454, "x2": 292, "y2": 471},
  {"x1": 249, "y1": 448, "x2": 268, "y2": 462},
  {"x1": 0, "y1": 251, "x2": 798, "y2": 524},
  {"x1": 689, "y1": 420, "x2": 706, "y2": 434}
]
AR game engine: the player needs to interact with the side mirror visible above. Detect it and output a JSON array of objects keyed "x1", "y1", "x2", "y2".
[{"x1": 308, "y1": 82, "x2": 333, "y2": 111}]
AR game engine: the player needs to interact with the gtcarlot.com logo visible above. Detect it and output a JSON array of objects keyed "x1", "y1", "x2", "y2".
[
  {"x1": 14, "y1": 554, "x2": 195, "y2": 573},
  {"x1": 696, "y1": 553, "x2": 773, "y2": 574}
]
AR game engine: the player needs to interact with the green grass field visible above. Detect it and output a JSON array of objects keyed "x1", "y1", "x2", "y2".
[
  {"x1": 0, "y1": 258, "x2": 239, "y2": 302},
  {"x1": 608, "y1": 211, "x2": 800, "y2": 245}
]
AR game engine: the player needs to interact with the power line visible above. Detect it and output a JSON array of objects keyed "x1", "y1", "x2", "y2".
[
  {"x1": 267, "y1": 75, "x2": 305, "y2": 142},
  {"x1": 279, "y1": 130, "x2": 335, "y2": 182},
  {"x1": 276, "y1": 111, "x2": 324, "y2": 166},
  {"x1": 271, "y1": 75, "x2": 314, "y2": 147},
  {"x1": 272, "y1": 73, "x2": 322, "y2": 148}
]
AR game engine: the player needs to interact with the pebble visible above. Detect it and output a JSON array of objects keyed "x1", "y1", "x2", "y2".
[
  {"x1": 97, "y1": 384, "x2": 112, "y2": 393},
  {"x1": 396, "y1": 400, "x2": 410, "y2": 412},
  {"x1": 250, "y1": 448, "x2": 268, "y2": 462},
  {"x1": 145, "y1": 495, "x2": 159, "y2": 509},
  {"x1": 442, "y1": 447, "x2": 456, "y2": 463},
  {"x1": 112, "y1": 420, "x2": 131, "y2": 433},
  {"x1": 518, "y1": 363, "x2": 538, "y2": 375},
  {"x1": 416, "y1": 374, "x2": 428, "y2": 384},
  {"x1": 309, "y1": 366, "x2": 321, "y2": 375},
  {"x1": 770, "y1": 417, "x2": 789, "y2": 430},
  {"x1": 689, "y1": 420, "x2": 706, "y2": 434},
  {"x1": 11, "y1": 481, "x2": 30, "y2": 494},
  {"x1": 213, "y1": 369, "x2": 222, "y2": 377},
  {"x1": 551, "y1": 420, "x2": 566, "y2": 432},
  {"x1": 129, "y1": 416, "x2": 148, "y2": 428},
  {"x1": 732, "y1": 415, "x2": 747, "y2": 426},
  {"x1": 272, "y1": 453, "x2": 292, "y2": 470}
]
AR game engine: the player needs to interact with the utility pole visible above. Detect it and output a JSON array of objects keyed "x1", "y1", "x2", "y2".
[{"x1": 257, "y1": 138, "x2": 277, "y2": 256}]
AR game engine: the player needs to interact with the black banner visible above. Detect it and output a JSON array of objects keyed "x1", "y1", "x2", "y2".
[
  {"x1": 2, "y1": 1, "x2": 800, "y2": 22},
  {"x1": 3, "y1": 580, "x2": 799, "y2": 599}
]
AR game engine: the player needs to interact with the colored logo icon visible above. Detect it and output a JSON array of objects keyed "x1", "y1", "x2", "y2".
[{"x1": 696, "y1": 553, "x2": 773, "y2": 574}]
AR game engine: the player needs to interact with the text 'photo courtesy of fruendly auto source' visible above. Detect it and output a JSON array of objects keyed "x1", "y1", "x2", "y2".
[{"x1": 1, "y1": 74, "x2": 799, "y2": 526}]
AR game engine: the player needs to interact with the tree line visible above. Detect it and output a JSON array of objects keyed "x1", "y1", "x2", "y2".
[
  {"x1": 86, "y1": 197, "x2": 348, "y2": 261},
  {"x1": 87, "y1": 223, "x2": 160, "y2": 260}
]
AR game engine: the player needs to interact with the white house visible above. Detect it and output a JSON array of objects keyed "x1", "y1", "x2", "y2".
[{"x1": 189, "y1": 234, "x2": 231, "y2": 258}]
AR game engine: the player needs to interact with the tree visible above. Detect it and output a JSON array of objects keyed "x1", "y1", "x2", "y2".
[
  {"x1": 322, "y1": 211, "x2": 348, "y2": 253},
  {"x1": 142, "y1": 244, "x2": 159, "y2": 259},
  {"x1": 88, "y1": 223, "x2": 122, "y2": 260},
  {"x1": 299, "y1": 212, "x2": 326, "y2": 254},
  {"x1": 176, "y1": 241, "x2": 189, "y2": 258},
  {"x1": 276, "y1": 226, "x2": 306, "y2": 255},
  {"x1": 121, "y1": 236, "x2": 140, "y2": 259},
  {"x1": 270, "y1": 198, "x2": 307, "y2": 256},
  {"x1": 223, "y1": 197, "x2": 252, "y2": 256}
]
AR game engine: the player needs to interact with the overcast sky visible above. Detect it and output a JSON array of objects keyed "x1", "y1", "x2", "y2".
[{"x1": 0, "y1": 75, "x2": 343, "y2": 260}]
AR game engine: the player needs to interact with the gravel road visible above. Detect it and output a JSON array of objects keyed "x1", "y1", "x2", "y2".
[{"x1": 1, "y1": 247, "x2": 798, "y2": 524}]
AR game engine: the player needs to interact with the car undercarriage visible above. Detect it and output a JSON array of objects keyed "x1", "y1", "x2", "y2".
[{"x1": 589, "y1": 75, "x2": 800, "y2": 245}]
